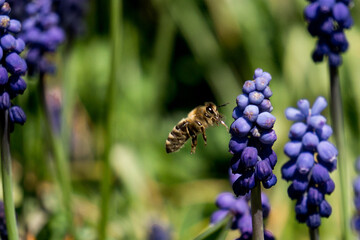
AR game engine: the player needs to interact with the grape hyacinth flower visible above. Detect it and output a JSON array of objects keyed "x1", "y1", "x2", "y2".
[
  {"x1": 210, "y1": 191, "x2": 275, "y2": 240},
  {"x1": 0, "y1": 0, "x2": 27, "y2": 127},
  {"x1": 21, "y1": 0, "x2": 65, "y2": 76},
  {"x1": 304, "y1": 0, "x2": 353, "y2": 66},
  {"x1": 147, "y1": 223, "x2": 172, "y2": 240},
  {"x1": 352, "y1": 156, "x2": 360, "y2": 236},
  {"x1": 229, "y1": 68, "x2": 277, "y2": 196},
  {"x1": 281, "y1": 96, "x2": 337, "y2": 229},
  {"x1": 53, "y1": 0, "x2": 88, "y2": 40}
]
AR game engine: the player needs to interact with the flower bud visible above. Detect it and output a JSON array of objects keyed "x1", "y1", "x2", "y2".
[
  {"x1": 284, "y1": 141, "x2": 302, "y2": 158},
  {"x1": 242, "y1": 80, "x2": 255, "y2": 94},
  {"x1": 281, "y1": 159, "x2": 297, "y2": 181},
  {"x1": 285, "y1": 107, "x2": 305, "y2": 121},
  {"x1": 236, "y1": 94, "x2": 249, "y2": 110},
  {"x1": 210, "y1": 210, "x2": 229, "y2": 224},
  {"x1": 230, "y1": 117, "x2": 252, "y2": 137},
  {"x1": 255, "y1": 77, "x2": 269, "y2": 91},
  {"x1": 240, "y1": 147, "x2": 258, "y2": 169},
  {"x1": 289, "y1": 122, "x2": 308, "y2": 139},
  {"x1": 0, "y1": 66, "x2": 8, "y2": 85},
  {"x1": 262, "y1": 86, "x2": 272, "y2": 98},
  {"x1": 319, "y1": 200, "x2": 332, "y2": 217},
  {"x1": 255, "y1": 160, "x2": 272, "y2": 181},
  {"x1": 5, "y1": 52, "x2": 27, "y2": 75},
  {"x1": 256, "y1": 112, "x2": 275, "y2": 129},
  {"x1": 259, "y1": 129, "x2": 277, "y2": 145},
  {"x1": 216, "y1": 192, "x2": 235, "y2": 209},
  {"x1": 302, "y1": 132, "x2": 319, "y2": 151},
  {"x1": 307, "y1": 213, "x2": 321, "y2": 228},
  {"x1": 317, "y1": 141, "x2": 338, "y2": 162},
  {"x1": 243, "y1": 105, "x2": 259, "y2": 122},
  {"x1": 249, "y1": 91, "x2": 264, "y2": 105},
  {"x1": 296, "y1": 152, "x2": 314, "y2": 174},
  {"x1": 229, "y1": 137, "x2": 248, "y2": 154},
  {"x1": 262, "y1": 174, "x2": 277, "y2": 189},
  {"x1": 311, "y1": 164, "x2": 330, "y2": 184},
  {"x1": 9, "y1": 106, "x2": 26, "y2": 124},
  {"x1": 316, "y1": 124, "x2": 332, "y2": 140}
]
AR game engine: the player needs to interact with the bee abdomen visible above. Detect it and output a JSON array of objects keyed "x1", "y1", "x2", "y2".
[{"x1": 166, "y1": 121, "x2": 189, "y2": 153}]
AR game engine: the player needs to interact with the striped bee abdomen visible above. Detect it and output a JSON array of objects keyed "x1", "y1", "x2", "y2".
[{"x1": 165, "y1": 120, "x2": 190, "y2": 153}]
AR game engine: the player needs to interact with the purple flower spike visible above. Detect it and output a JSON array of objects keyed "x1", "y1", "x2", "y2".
[
  {"x1": 0, "y1": 1, "x2": 28, "y2": 129},
  {"x1": 229, "y1": 68, "x2": 277, "y2": 195},
  {"x1": 304, "y1": 0, "x2": 353, "y2": 66},
  {"x1": 282, "y1": 97, "x2": 337, "y2": 227},
  {"x1": 22, "y1": 0, "x2": 65, "y2": 76}
]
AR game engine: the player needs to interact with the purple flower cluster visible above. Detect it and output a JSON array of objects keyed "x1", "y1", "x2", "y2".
[
  {"x1": 0, "y1": 201, "x2": 7, "y2": 240},
  {"x1": 20, "y1": 0, "x2": 65, "y2": 76},
  {"x1": 147, "y1": 223, "x2": 171, "y2": 240},
  {"x1": 210, "y1": 191, "x2": 275, "y2": 240},
  {"x1": 281, "y1": 96, "x2": 337, "y2": 228},
  {"x1": 229, "y1": 68, "x2": 277, "y2": 196},
  {"x1": 0, "y1": 0, "x2": 27, "y2": 126},
  {"x1": 352, "y1": 156, "x2": 360, "y2": 235},
  {"x1": 304, "y1": 0, "x2": 353, "y2": 66},
  {"x1": 53, "y1": 0, "x2": 88, "y2": 39}
]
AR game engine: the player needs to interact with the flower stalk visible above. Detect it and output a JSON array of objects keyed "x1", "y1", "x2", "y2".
[
  {"x1": 251, "y1": 183, "x2": 264, "y2": 240},
  {"x1": 309, "y1": 228, "x2": 319, "y2": 240},
  {"x1": 38, "y1": 73, "x2": 73, "y2": 235},
  {"x1": 98, "y1": 0, "x2": 121, "y2": 239},
  {"x1": 329, "y1": 66, "x2": 350, "y2": 240},
  {"x1": 0, "y1": 110, "x2": 19, "y2": 240}
]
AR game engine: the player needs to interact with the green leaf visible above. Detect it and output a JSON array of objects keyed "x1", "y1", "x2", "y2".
[{"x1": 193, "y1": 214, "x2": 232, "y2": 240}]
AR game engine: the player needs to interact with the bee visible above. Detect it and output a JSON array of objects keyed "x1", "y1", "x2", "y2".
[{"x1": 165, "y1": 102, "x2": 228, "y2": 154}]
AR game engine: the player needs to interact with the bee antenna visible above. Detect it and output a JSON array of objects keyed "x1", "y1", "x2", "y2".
[{"x1": 218, "y1": 102, "x2": 229, "y2": 108}]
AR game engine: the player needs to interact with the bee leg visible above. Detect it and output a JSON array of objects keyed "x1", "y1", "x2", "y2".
[
  {"x1": 201, "y1": 126, "x2": 207, "y2": 146},
  {"x1": 191, "y1": 135, "x2": 197, "y2": 154}
]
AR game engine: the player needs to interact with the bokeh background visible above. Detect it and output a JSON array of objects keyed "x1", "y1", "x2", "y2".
[{"x1": 4, "y1": 0, "x2": 360, "y2": 239}]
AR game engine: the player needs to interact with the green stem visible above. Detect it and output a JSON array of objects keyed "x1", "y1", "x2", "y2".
[
  {"x1": 329, "y1": 66, "x2": 350, "y2": 240},
  {"x1": 0, "y1": 110, "x2": 19, "y2": 240},
  {"x1": 250, "y1": 182, "x2": 264, "y2": 240},
  {"x1": 98, "y1": 0, "x2": 121, "y2": 239},
  {"x1": 309, "y1": 228, "x2": 319, "y2": 240},
  {"x1": 38, "y1": 73, "x2": 73, "y2": 236}
]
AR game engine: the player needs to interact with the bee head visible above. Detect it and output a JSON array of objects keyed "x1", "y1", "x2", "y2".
[{"x1": 204, "y1": 102, "x2": 228, "y2": 130}]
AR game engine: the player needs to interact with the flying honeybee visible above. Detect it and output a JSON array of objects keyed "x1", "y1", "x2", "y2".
[{"x1": 165, "y1": 102, "x2": 228, "y2": 154}]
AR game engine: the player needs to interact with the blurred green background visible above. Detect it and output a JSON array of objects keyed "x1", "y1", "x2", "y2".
[{"x1": 5, "y1": 0, "x2": 360, "y2": 239}]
